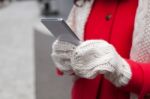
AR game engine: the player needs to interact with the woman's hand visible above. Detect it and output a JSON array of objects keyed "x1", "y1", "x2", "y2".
[
  {"x1": 71, "y1": 40, "x2": 132, "y2": 87},
  {"x1": 51, "y1": 39, "x2": 77, "y2": 74}
]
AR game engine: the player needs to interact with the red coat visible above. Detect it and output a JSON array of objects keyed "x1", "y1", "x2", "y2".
[{"x1": 57, "y1": 0, "x2": 150, "y2": 98}]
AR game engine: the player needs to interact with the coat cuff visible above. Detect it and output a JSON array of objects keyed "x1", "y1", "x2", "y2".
[
  {"x1": 56, "y1": 68, "x2": 75, "y2": 76},
  {"x1": 121, "y1": 59, "x2": 144, "y2": 95},
  {"x1": 56, "y1": 68, "x2": 64, "y2": 76}
]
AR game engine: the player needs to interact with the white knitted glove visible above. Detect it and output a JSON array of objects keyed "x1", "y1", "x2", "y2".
[
  {"x1": 51, "y1": 39, "x2": 77, "y2": 74},
  {"x1": 71, "y1": 40, "x2": 132, "y2": 87}
]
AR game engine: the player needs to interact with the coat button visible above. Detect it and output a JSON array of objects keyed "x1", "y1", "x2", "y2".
[{"x1": 105, "y1": 14, "x2": 112, "y2": 21}]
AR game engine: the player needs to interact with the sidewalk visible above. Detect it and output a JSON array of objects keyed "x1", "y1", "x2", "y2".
[{"x1": 0, "y1": 1, "x2": 39, "y2": 99}]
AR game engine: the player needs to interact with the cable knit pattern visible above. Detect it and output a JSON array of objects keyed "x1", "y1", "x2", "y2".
[
  {"x1": 71, "y1": 40, "x2": 131, "y2": 87},
  {"x1": 58, "y1": 0, "x2": 150, "y2": 98},
  {"x1": 66, "y1": 0, "x2": 94, "y2": 41},
  {"x1": 51, "y1": 40, "x2": 77, "y2": 74},
  {"x1": 130, "y1": 0, "x2": 150, "y2": 63},
  {"x1": 66, "y1": 0, "x2": 132, "y2": 87},
  {"x1": 129, "y1": 0, "x2": 150, "y2": 98}
]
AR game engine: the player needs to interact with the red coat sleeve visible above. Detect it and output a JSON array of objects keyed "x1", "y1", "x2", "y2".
[
  {"x1": 56, "y1": 68, "x2": 75, "y2": 76},
  {"x1": 56, "y1": 68, "x2": 64, "y2": 76},
  {"x1": 121, "y1": 59, "x2": 150, "y2": 98}
]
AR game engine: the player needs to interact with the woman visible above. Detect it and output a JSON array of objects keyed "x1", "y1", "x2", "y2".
[{"x1": 51, "y1": 0, "x2": 150, "y2": 99}]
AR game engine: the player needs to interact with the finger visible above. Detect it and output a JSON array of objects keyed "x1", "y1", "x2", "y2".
[
  {"x1": 52, "y1": 40, "x2": 76, "y2": 51},
  {"x1": 51, "y1": 51, "x2": 73, "y2": 59}
]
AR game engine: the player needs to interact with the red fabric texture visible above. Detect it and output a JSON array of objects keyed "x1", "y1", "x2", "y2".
[
  {"x1": 122, "y1": 59, "x2": 150, "y2": 99},
  {"x1": 56, "y1": 68, "x2": 64, "y2": 75},
  {"x1": 72, "y1": 0, "x2": 143, "y2": 99},
  {"x1": 56, "y1": 0, "x2": 150, "y2": 98},
  {"x1": 122, "y1": 59, "x2": 144, "y2": 95}
]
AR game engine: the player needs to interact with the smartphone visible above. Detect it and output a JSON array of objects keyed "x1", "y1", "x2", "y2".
[{"x1": 41, "y1": 18, "x2": 80, "y2": 45}]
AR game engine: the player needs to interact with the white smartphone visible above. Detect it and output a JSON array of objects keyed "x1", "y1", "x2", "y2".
[{"x1": 41, "y1": 18, "x2": 80, "y2": 45}]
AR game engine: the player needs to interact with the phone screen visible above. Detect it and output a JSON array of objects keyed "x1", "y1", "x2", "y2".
[{"x1": 41, "y1": 18, "x2": 80, "y2": 45}]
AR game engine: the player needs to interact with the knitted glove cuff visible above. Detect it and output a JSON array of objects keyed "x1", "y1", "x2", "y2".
[
  {"x1": 105, "y1": 58, "x2": 132, "y2": 87},
  {"x1": 71, "y1": 40, "x2": 131, "y2": 86},
  {"x1": 71, "y1": 40, "x2": 114, "y2": 78}
]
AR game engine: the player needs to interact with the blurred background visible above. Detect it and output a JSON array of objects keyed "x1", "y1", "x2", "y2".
[{"x1": 0, "y1": 0, "x2": 73, "y2": 99}]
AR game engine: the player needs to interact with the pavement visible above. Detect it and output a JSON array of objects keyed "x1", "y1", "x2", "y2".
[
  {"x1": 0, "y1": 1, "x2": 74, "y2": 99},
  {"x1": 0, "y1": 1, "x2": 40, "y2": 99}
]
